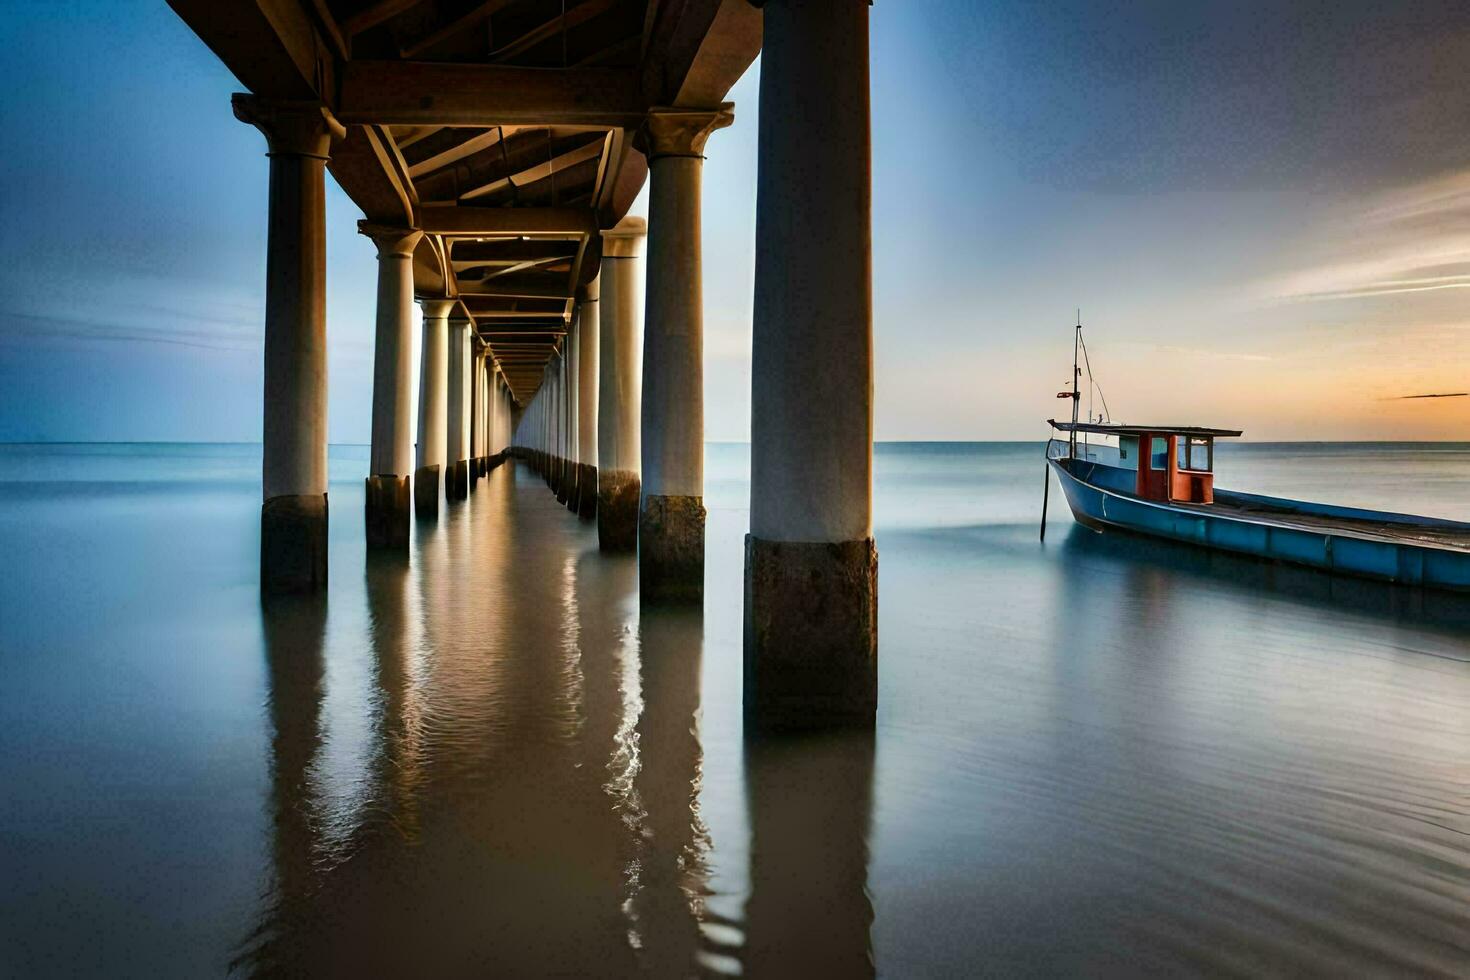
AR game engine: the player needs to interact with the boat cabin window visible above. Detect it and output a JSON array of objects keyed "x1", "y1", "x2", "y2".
[
  {"x1": 1119, "y1": 435, "x2": 1138, "y2": 469},
  {"x1": 1176, "y1": 436, "x2": 1213, "y2": 472},
  {"x1": 1150, "y1": 437, "x2": 1168, "y2": 470}
]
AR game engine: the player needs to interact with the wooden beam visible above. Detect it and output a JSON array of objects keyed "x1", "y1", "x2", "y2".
[
  {"x1": 481, "y1": 331, "x2": 568, "y2": 337},
  {"x1": 407, "y1": 127, "x2": 517, "y2": 179},
  {"x1": 368, "y1": 125, "x2": 420, "y2": 207},
  {"x1": 458, "y1": 280, "x2": 574, "y2": 300},
  {"x1": 327, "y1": 130, "x2": 409, "y2": 225},
  {"x1": 670, "y1": 0, "x2": 761, "y2": 106},
  {"x1": 305, "y1": 0, "x2": 351, "y2": 61},
  {"x1": 400, "y1": 0, "x2": 519, "y2": 58},
  {"x1": 338, "y1": 62, "x2": 645, "y2": 127},
  {"x1": 460, "y1": 138, "x2": 606, "y2": 201},
  {"x1": 489, "y1": 0, "x2": 619, "y2": 63},
  {"x1": 415, "y1": 205, "x2": 596, "y2": 236},
  {"x1": 342, "y1": 0, "x2": 424, "y2": 38},
  {"x1": 461, "y1": 309, "x2": 569, "y2": 319},
  {"x1": 460, "y1": 254, "x2": 570, "y2": 278},
  {"x1": 165, "y1": 0, "x2": 323, "y2": 101}
]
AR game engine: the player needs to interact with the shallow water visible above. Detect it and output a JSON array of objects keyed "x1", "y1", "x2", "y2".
[{"x1": 2, "y1": 442, "x2": 1469, "y2": 977}]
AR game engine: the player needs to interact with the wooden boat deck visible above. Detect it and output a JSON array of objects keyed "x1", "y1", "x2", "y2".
[{"x1": 1174, "y1": 498, "x2": 1470, "y2": 553}]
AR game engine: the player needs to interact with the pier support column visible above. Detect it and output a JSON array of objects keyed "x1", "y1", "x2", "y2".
[
  {"x1": 446, "y1": 313, "x2": 472, "y2": 501},
  {"x1": 598, "y1": 218, "x2": 646, "y2": 551},
  {"x1": 480, "y1": 356, "x2": 491, "y2": 472},
  {"x1": 233, "y1": 95, "x2": 344, "y2": 594},
  {"x1": 560, "y1": 328, "x2": 576, "y2": 507},
  {"x1": 576, "y1": 279, "x2": 600, "y2": 519},
  {"x1": 490, "y1": 369, "x2": 502, "y2": 463},
  {"x1": 637, "y1": 106, "x2": 733, "y2": 601},
  {"x1": 745, "y1": 0, "x2": 877, "y2": 728},
  {"x1": 469, "y1": 349, "x2": 481, "y2": 486},
  {"x1": 361, "y1": 223, "x2": 423, "y2": 551},
  {"x1": 567, "y1": 317, "x2": 584, "y2": 513},
  {"x1": 415, "y1": 299, "x2": 454, "y2": 519}
]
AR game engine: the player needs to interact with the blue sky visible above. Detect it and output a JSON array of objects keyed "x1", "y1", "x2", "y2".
[{"x1": 3, "y1": 1, "x2": 1470, "y2": 442}]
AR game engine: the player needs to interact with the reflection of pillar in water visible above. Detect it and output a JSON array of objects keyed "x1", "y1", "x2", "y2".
[
  {"x1": 630, "y1": 605, "x2": 710, "y2": 974},
  {"x1": 743, "y1": 731, "x2": 875, "y2": 978},
  {"x1": 364, "y1": 552, "x2": 423, "y2": 841},
  {"x1": 234, "y1": 595, "x2": 328, "y2": 973}
]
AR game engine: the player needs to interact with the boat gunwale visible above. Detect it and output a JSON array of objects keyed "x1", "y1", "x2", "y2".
[{"x1": 1049, "y1": 457, "x2": 1470, "y2": 555}]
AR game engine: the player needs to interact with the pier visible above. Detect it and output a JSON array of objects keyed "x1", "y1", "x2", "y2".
[{"x1": 171, "y1": 0, "x2": 877, "y2": 727}]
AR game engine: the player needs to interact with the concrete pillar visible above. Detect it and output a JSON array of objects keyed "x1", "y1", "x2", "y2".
[
  {"x1": 488, "y1": 368, "x2": 501, "y2": 463},
  {"x1": 446, "y1": 313, "x2": 472, "y2": 500},
  {"x1": 233, "y1": 95, "x2": 344, "y2": 594},
  {"x1": 559, "y1": 330, "x2": 575, "y2": 506},
  {"x1": 637, "y1": 105, "x2": 732, "y2": 601},
  {"x1": 483, "y1": 361, "x2": 493, "y2": 463},
  {"x1": 360, "y1": 223, "x2": 423, "y2": 551},
  {"x1": 546, "y1": 362, "x2": 559, "y2": 489},
  {"x1": 597, "y1": 218, "x2": 645, "y2": 551},
  {"x1": 481, "y1": 359, "x2": 490, "y2": 466},
  {"x1": 469, "y1": 349, "x2": 480, "y2": 485},
  {"x1": 481, "y1": 357, "x2": 492, "y2": 468},
  {"x1": 575, "y1": 278, "x2": 600, "y2": 519},
  {"x1": 746, "y1": 0, "x2": 877, "y2": 729},
  {"x1": 566, "y1": 316, "x2": 583, "y2": 513},
  {"x1": 415, "y1": 299, "x2": 455, "y2": 518}
]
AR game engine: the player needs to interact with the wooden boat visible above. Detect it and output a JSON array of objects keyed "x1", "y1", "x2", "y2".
[
  {"x1": 1041, "y1": 322, "x2": 1470, "y2": 591},
  {"x1": 1044, "y1": 420, "x2": 1470, "y2": 592}
]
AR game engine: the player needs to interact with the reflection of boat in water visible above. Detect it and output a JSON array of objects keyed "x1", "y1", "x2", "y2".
[{"x1": 1041, "y1": 323, "x2": 1470, "y2": 592}]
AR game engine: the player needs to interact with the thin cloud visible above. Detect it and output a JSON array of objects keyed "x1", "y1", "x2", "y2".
[
  {"x1": 0, "y1": 311, "x2": 260, "y2": 352},
  {"x1": 1379, "y1": 391, "x2": 1468, "y2": 400},
  {"x1": 1260, "y1": 168, "x2": 1470, "y2": 304}
]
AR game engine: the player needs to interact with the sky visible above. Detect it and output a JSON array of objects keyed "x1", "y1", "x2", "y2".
[{"x1": 3, "y1": 0, "x2": 1470, "y2": 442}]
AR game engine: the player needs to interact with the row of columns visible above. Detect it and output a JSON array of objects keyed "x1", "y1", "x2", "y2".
[
  {"x1": 404, "y1": 301, "x2": 512, "y2": 529},
  {"x1": 240, "y1": 0, "x2": 875, "y2": 729},
  {"x1": 510, "y1": 219, "x2": 643, "y2": 552}
]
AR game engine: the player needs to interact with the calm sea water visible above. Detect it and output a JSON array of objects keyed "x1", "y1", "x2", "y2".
[{"x1": 2, "y1": 442, "x2": 1469, "y2": 977}]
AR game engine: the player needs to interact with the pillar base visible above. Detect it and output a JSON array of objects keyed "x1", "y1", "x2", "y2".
[
  {"x1": 470, "y1": 459, "x2": 481, "y2": 487},
  {"x1": 261, "y1": 493, "x2": 328, "y2": 595},
  {"x1": 364, "y1": 475, "x2": 410, "y2": 551},
  {"x1": 744, "y1": 535, "x2": 878, "y2": 729},
  {"x1": 639, "y1": 494, "x2": 705, "y2": 602},
  {"x1": 598, "y1": 472, "x2": 640, "y2": 551},
  {"x1": 555, "y1": 458, "x2": 570, "y2": 504},
  {"x1": 447, "y1": 459, "x2": 469, "y2": 500},
  {"x1": 565, "y1": 465, "x2": 581, "y2": 512},
  {"x1": 576, "y1": 464, "x2": 598, "y2": 519},
  {"x1": 414, "y1": 464, "x2": 440, "y2": 519}
]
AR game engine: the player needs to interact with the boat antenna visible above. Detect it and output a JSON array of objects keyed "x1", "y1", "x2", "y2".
[
  {"x1": 1076, "y1": 329, "x2": 1113, "y2": 424},
  {"x1": 1071, "y1": 313, "x2": 1081, "y2": 459}
]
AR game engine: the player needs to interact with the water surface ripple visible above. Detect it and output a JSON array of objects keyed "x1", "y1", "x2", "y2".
[{"x1": 1, "y1": 442, "x2": 1468, "y2": 976}]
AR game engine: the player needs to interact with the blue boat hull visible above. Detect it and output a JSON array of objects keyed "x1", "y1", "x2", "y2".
[{"x1": 1049, "y1": 458, "x2": 1470, "y2": 592}]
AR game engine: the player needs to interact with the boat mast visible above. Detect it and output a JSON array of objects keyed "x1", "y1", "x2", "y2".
[{"x1": 1071, "y1": 314, "x2": 1081, "y2": 459}]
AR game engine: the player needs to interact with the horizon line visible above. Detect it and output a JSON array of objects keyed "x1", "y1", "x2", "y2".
[{"x1": 5, "y1": 438, "x2": 1470, "y2": 447}]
